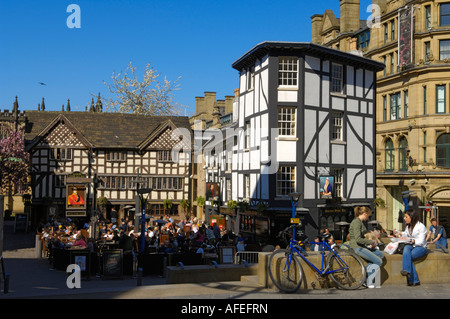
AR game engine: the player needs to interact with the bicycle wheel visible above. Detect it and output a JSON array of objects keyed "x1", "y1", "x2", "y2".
[
  {"x1": 267, "y1": 249, "x2": 303, "y2": 293},
  {"x1": 327, "y1": 249, "x2": 366, "y2": 290}
]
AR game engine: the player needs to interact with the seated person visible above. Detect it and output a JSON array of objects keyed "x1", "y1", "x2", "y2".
[
  {"x1": 327, "y1": 237, "x2": 337, "y2": 250},
  {"x1": 205, "y1": 226, "x2": 215, "y2": 243},
  {"x1": 426, "y1": 218, "x2": 448, "y2": 253},
  {"x1": 196, "y1": 243, "x2": 207, "y2": 258},
  {"x1": 158, "y1": 239, "x2": 175, "y2": 254},
  {"x1": 72, "y1": 234, "x2": 87, "y2": 248},
  {"x1": 118, "y1": 231, "x2": 134, "y2": 252},
  {"x1": 103, "y1": 230, "x2": 114, "y2": 241},
  {"x1": 310, "y1": 237, "x2": 321, "y2": 252}
]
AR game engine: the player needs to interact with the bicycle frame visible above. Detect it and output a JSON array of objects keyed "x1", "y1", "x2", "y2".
[
  {"x1": 286, "y1": 238, "x2": 350, "y2": 276},
  {"x1": 286, "y1": 194, "x2": 349, "y2": 278}
]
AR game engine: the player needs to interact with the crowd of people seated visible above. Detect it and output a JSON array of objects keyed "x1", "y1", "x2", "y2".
[
  {"x1": 38, "y1": 213, "x2": 252, "y2": 262},
  {"x1": 115, "y1": 215, "x2": 246, "y2": 257},
  {"x1": 37, "y1": 215, "x2": 94, "y2": 256}
]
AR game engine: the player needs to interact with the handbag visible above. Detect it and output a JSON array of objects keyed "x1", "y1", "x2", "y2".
[
  {"x1": 396, "y1": 243, "x2": 405, "y2": 254},
  {"x1": 384, "y1": 242, "x2": 399, "y2": 255},
  {"x1": 396, "y1": 243, "x2": 411, "y2": 254}
]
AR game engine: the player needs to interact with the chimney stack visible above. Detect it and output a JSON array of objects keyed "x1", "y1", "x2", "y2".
[
  {"x1": 340, "y1": 0, "x2": 360, "y2": 34},
  {"x1": 311, "y1": 14, "x2": 324, "y2": 44}
]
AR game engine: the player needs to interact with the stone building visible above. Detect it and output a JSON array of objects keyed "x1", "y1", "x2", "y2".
[
  {"x1": 312, "y1": 0, "x2": 450, "y2": 234},
  {"x1": 189, "y1": 92, "x2": 234, "y2": 224}
]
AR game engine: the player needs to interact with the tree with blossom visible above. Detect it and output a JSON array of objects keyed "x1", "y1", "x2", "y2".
[
  {"x1": 102, "y1": 61, "x2": 184, "y2": 116},
  {"x1": 0, "y1": 124, "x2": 30, "y2": 195}
]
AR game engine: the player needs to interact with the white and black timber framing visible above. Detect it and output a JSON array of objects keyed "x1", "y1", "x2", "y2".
[
  {"x1": 23, "y1": 110, "x2": 192, "y2": 222},
  {"x1": 217, "y1": 42, "x2": 385, "y2": 241}
]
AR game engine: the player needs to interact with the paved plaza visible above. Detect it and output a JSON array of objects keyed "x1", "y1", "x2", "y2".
[{"x1": 0, "y1": 223, "x2": 448, "y2": 301}]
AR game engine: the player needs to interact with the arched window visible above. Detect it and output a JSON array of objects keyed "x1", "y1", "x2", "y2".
[
  {"x1": 385, "y1": 138, "x2": 395, "y2": 171},
  {"x1": 436, "y1": 133, "x2": 450, "y2": 167},
  {"x1": 398, "y1": 137, "x2": 408, "y2": 171}
]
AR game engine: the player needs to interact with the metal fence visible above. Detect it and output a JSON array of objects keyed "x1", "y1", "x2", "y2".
[{"x1": 234, "y1": 251, "x2": 259, "y2": 264}]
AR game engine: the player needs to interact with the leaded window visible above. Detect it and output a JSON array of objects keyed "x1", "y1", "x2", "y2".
[
  {"x1": 278, "y1": 107, "x2": 296, "y2": 136},
  {"x1": 276, "y1": 166, "x2": 296, "y2": 196},
  {"x1": 278, "y1": 57, "x2": 298, "y2": 86}
]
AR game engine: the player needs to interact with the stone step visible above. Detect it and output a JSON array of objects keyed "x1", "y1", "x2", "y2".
[{"x1": 240, "y1": 275, "x2": 260, "y2": 285}]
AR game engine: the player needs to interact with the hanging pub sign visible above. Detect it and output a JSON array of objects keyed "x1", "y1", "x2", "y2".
[
  {"x1": 206, "y1": 182, "x2": 220, "y2": 202},
  {"x1": 66, "y1": 174, "x2": 91, "y2": 217},
  {"x1": 66, "y1": 184, "x2": 87, "y2": 217},
  {"x1": 319, "y1": 176, "x2": 334, "y2": 199}
]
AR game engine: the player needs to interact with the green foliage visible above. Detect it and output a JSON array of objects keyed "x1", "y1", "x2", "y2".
[
  {"x1": 195, "y1": 196, "x2": 205, "y2": 207},
  {"x1": 98, "y1": 196, "x2": 108, "y2": 206},
  {"x1": 180, "y1": 198, "x2": 190, "y2": 210},
  {"x1": 256, "y1": 201, "x2": 268, "y2": 216},
  {"x1": 373, "y1": 197, "x2": 385, "y2": 208},
  {"x1": 227, "y1": 200, "x2": 237, "y2": 211},
  {"x1": 163, "y1": 198, "x2": 173, "y2": 210},
  {"x1": 180, "y1": 199, "x2": 190, "y2": 219},
  {"x1": 237, "y1": 200, "x2": 250, "y2": 212}
]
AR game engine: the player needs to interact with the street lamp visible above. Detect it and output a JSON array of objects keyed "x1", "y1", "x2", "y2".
[
  {"x1": 288, "y1": 192, "x2": 302, "y2": 219},
  {"x1": 136, "y1": 188, "x2": 152, "y2": 257},
  {"x1": 288, "y1": 193, "x2": 302, "y2": 244}
]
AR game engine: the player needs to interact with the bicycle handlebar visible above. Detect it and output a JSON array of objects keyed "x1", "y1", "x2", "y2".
[{"x1": 277, "y1": 224, "x2": 306, "y2": 246}]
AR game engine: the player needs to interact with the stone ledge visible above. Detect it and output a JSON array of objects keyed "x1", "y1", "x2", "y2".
[
  {"x1": 165, "y1": 264, "x2": 258, "y2": 284},
  {"x1": 258, "y1": 249, "x2": 450, "y2": 289}
]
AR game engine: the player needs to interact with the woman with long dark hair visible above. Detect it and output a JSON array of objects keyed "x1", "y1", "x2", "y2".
[{"x1": 394, "y1": 209, "x2": 428, "y2": 286}]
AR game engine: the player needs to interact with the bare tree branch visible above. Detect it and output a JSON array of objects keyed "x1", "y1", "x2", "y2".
[{"x1": 102, "y1": 61, "x2": 183, "y2": 115}]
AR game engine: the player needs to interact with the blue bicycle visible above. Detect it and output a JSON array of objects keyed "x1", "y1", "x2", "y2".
[{"x1": 268, "y1": 224, "x2": 366, "y2": 292}]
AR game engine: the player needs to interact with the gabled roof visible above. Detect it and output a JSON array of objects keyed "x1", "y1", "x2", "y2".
[
  {"x1": 25, "y1": 113, "x2": 93, "y2": 151},
  {"x1": 321, "y1": 10, "x2": 340, "y2": 34},
  {"x1": 24, "y1": 111, "x2": 192, "y2": 151},
  {"x1": 137, "y1": 119, "x2": 192, "y2": 152}
]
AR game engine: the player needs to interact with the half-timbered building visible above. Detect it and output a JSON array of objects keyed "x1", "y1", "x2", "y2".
[
  {"x1": 23, "y1": 104, "x2": 192, "y2": 225},
  {"x1": 207, "y1": 42, "x2": 384, "y2": 242}
]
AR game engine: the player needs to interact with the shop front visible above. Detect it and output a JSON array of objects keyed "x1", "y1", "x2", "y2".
[
  {"x1": 317, "y1": 202, "x2": 373, "y2": 243},
  {"x1": 238, "y1": 212, "x2": 270, "y2": 245},
  {"x1": 428, "y1": 187, "x2": 450, "y2": 236}
]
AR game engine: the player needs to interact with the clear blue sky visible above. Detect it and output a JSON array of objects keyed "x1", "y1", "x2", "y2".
[{"x1": 0, "y1": 0, "x2": 373, "y2": 116}]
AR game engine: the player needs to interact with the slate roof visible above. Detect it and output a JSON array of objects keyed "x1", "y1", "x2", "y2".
[
  {"x1": 232, "y1": 41, "x2": 385, "y2": 72},
  {"x1": 23, "y1": 110, "x2": 192, "y2": 150}
]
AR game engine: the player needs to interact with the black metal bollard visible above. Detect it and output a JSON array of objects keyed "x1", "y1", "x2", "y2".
[
  {"x1": 137, "y1": 267, "x2": 143, "y2": 286},
  {"x1": 4, "y1": 273, "x2": 10, "y2": 294}
]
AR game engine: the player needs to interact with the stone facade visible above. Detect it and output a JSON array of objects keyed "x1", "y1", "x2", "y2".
[{"x1": 312, "y1": 0, "x2": 450, "y2": 234}]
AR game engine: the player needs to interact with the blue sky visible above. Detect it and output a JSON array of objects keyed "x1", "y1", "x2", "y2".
[{"x1": 0, "y1": 0, "x2": 373, "y2": 116}]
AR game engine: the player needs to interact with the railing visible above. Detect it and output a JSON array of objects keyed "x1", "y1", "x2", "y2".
[{"x1": 234, "y1": 251, "x2": 259, "y2": 265}]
